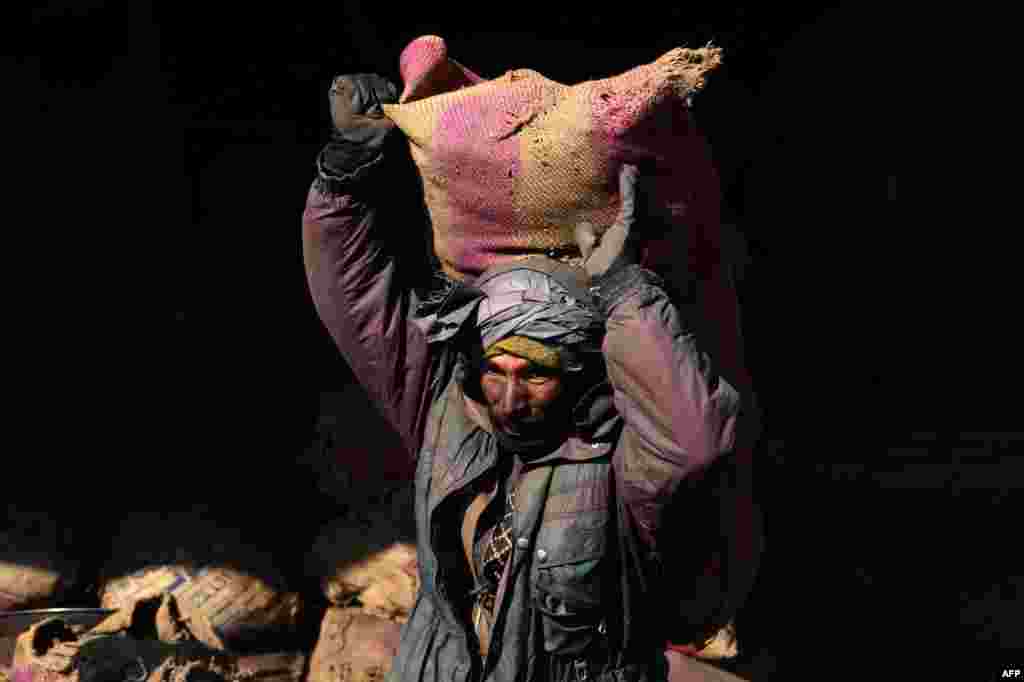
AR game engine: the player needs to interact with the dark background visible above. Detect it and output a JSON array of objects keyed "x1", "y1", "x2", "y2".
[{"x1": 16, "y1": 1, "x2": 1019, "y2": 678}]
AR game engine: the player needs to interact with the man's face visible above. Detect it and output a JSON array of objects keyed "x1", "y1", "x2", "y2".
[{"x1": 480, "y1": 353, "x2": 566, "y2": 438}]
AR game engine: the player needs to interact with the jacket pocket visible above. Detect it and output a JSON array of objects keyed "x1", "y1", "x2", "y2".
[
  {"x1": 534, "y1": 583, "x2": 607, "y2": 655},
  {"x1": 534, "y1": 514, "x2": 607, "y2": 598},
  {"x1": 533, "y1": 516, "x2": 609, "y2": 656}
]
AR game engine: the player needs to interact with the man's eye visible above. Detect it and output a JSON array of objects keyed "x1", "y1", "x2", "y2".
[{"x1": 525, "y1": 371, "x2": 553, "y2": 385}]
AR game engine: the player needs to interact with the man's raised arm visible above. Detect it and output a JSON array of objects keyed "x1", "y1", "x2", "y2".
[
  {"x1": 577, "y1": 165, "x2": 742, "y2": 545},
  {"x1": 302, "y1": 74, "x2": 440, "y2": 463}
]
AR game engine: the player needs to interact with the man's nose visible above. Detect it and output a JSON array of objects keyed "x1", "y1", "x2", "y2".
[{"x1": 501, "y1": 378, "x2": 529, "y2": 414}]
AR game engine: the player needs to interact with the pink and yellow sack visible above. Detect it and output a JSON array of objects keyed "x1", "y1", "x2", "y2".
[{"x1": 382, "y1": 35, "x2": 725, "y2": 281}]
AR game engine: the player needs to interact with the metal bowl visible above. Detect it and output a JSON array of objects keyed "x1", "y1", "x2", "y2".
[{"x1": 0, "y1": 608, "x2": 115, "y2": 667}]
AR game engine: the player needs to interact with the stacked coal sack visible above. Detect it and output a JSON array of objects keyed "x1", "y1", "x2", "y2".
[
  {"x1": 11, "y1": 594, "x2": 306, "y2": 682},
  {"x1": 306, "y1": 482, "x2": 419, "y2": 682},
  {"x1": 3, "y1": 507, "x2": 311, "y2": 680},
  {"x1": 96, "y1": 510, "x2": 305, "y2": 653},
  {"x1": 2, "y1": 510, "x2": 83, "y2": 668}
]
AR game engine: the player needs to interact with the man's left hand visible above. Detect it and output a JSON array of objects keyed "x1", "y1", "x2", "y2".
[{"x1": 575, "y1": 164, "x2": 644, "y2": 279}]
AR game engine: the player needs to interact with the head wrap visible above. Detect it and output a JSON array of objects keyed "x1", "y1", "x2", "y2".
[
  {"x1": 422, "y1": 257, "x2": 609, "y2": 457},
  {"x1": 424, "y1": 256, "x2": 604, "y2": 355},
  {"x1": 483, "y1": 335, "x2": 561, "y2": 370}
]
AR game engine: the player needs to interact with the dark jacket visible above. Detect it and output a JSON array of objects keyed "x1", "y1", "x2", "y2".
[{"x1": 301, "y1": 165, "x2": 743, "y2": 682}]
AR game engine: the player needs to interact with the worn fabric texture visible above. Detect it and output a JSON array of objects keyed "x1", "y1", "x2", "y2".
[
  {"x1": 422, "y1": 257, "x2": 604, "y2": 359},
  {"x1": 483, "y1": 336, "x2": 561, "y2": 370},
  {"x1": 307, "y1": 608, "x2": 404, "y2": 682},
  {"x1": 98, "y1": 512, "x2": 303, "y2": 652},
  {"x1": 382, "y1": 35, "x2": 723, "y2": 283},
  {"x1": 11, "y1": 594, "x2": 306, "y2": 682}
]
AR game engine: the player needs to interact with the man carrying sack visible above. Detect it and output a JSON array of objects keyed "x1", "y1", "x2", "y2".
[{"x1": 302, "y1": 72, "x2": 750, "y2": 682}]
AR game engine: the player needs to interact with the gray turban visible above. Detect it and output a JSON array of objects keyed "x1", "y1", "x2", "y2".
[{"x1": 423, "y1": 257, "x2": 605, "y2": 356}]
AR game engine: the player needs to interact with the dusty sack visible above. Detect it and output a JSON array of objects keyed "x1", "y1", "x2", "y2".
[
  {"x1": 231, "y1": 653, "x2": 307, "y2": 682},
  {"x1": 382, "y1": 35, "x2": 724, "y2": 282},
  {"x1": 11, "y1": 594, "x2": 306, "y2": 682},
  {"x1": 307, "y1": 485, "x2": 418, "y2": 622},
  {"x1": 12, "y1": 594, "x2": 235, "y2": 682},
  {"x1": 98, "y1": 511, "x2": 303, "y2": 651},
  {"x1": 307, "y1": 608, "x2": 403, "y2": 682},
  {"x1": 1, "y1": 511, "x2": 79, "y2": 612}
]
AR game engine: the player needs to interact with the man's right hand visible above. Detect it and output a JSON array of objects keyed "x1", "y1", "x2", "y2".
[
  {"x1": 575, "y1": 164, "x2": 642, "y2": 280},
  {"x1": 318, "y1": 74, "x2": 400, "y2": 186}
]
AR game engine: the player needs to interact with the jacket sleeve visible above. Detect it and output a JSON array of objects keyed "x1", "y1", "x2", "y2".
[
  {"x1": 301, "y1": 171, "x2": 441, "y2": 467},
  {"x1": 597, "y1": 266, "x2": 742, "y2": 552}
]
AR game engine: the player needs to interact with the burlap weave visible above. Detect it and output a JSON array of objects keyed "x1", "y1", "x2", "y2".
[
  {"x1": 307, "y1": 608, "x2": 403, "y2": 682},
  {"x1": 382, "y1": 35, "x2": 723, "y2": 281},
  {"x1": 98, "y1": 512, "x2": 303, "y2": 652}
]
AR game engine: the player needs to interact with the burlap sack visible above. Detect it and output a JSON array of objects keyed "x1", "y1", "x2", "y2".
[
  {"x1": 1, "y1": 511, "x2": 79, "y2": 612},
  {"x1": 667, "y1": 622, "x2": 739, "y2": 661},
  {"x1": 98, "y1": 511, "x2": 303, "y2": 652},
  {"x1": 307, "y1": 608, "x2": 402, "y2": 682},
  {"x1": 232, "y1": 653, "x2": 307, "y2": 682},
  {"x1": 382, "y1": 35, "x2": 723, "y2": 282},
  {"x1": 307, "y1": 485, "x2": 418, "y2": 622},
  {"x1": 12, "y1": 594, "x2": 234, "y2": 682},
  {"x1": 10, "y1": 594, "x2": 306, "y2": 682}
]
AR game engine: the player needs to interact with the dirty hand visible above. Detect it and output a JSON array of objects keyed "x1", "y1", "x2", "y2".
[
  {"x1": 329, "y1": 73, "x2": 397, "y2": 137},
  {"x1": 574, "y1": 164, "x2": 645, "y2": 279},
  {"x1": 318, "y1": 74, "x2": 400, "y2": 183}
]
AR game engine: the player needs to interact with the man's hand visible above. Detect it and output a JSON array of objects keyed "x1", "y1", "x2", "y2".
[
  {"x1": 318, "y1": 74, "x2": 400, "y2": 185},
  {"x1": 328, "y1": 74, "x2": 398, "y2": 139},
  {"x1": 575, "y1": 164, "x2": 643, "y2": 279}
]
